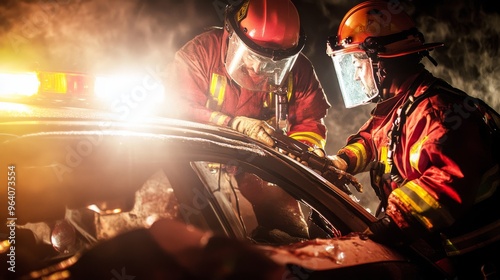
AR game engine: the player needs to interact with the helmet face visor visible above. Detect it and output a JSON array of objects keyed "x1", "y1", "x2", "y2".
[
  {"x1": 331, "y1": 52, "x2": 379, "y2": 108},
  {"x1": 225, "y1": 32, "x2": 299, "y2": 91}
]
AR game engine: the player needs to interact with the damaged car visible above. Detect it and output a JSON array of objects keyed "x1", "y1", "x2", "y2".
[{"x1": 0, "y1": 71, "x2": 443, "y2": 279}]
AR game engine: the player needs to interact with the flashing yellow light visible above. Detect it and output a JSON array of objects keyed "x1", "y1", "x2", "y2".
[
  {"x1": 0, "y1": 72, "x2": 40, "y2": 96},
  {"x1": 38, "y1": 72, "x2": 67, "y2": 94},
  {"x1": 38, "y1": 72, "x2": 94, "y2": 95}
]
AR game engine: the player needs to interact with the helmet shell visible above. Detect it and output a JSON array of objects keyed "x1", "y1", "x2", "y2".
[
  {"x1": 329, "y1": 0, "x2": 443, "y2": 58},
  {"x1": 236, "y1": 0, "x2": 301, "y2": 50},
  {"x1": 221, "y1": 0, "x2": 305, "y2": 91}
]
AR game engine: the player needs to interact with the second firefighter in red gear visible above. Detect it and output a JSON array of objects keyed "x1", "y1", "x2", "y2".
[
  {"x1": 327, "y1": 1, "x2": 500, "y2": 279},
  {"x1": 168, "y1": 0, "x2": 330, "y2": 149},
  {"x1": 167, "y1": 0, "x2": 331, "y2": 242}
]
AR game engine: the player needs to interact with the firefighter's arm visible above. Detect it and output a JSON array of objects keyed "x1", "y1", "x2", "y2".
[
  {"x1": 377, "y1": 191, "x2": 435, "y2": 242},
  {"x1": 287, "y1": 57, "x2": 330, "y2": 150},
  {"x1": 336, "y1": 140, "x2": 372, "y2": 175},
  {"x1": 367, "y1": 186, "x2": 432, "y2": 246},
  {"x1": 368, "y1": 183, "x2": 454, "y2": 262},
  {"x1": 170, "y1": 32, "x2": 229, "y2": 124},
  {"x1": 384, "y1": 114, "x2": 494, "y2": 235},
  {"x1": 324, "y1": 115, "x2": 375, "y2": 175}
]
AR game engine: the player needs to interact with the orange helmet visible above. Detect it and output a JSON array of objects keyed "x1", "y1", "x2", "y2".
[
  {"x1": 326, "y1": 1, "x2": 443, "y2": 108},
  {"x1": 223, "y1": 0, "x2": 305, "y2": 91},
  {"x1": 327, "y1": 0, "x2": 443, "y2": 58}
]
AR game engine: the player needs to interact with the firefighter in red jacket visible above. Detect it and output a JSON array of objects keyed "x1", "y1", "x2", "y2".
[
  {"x1": 170, "y1": 0, "x2": 330, "y2": 149},
  {"x1": 326, "y1": 1, "x2": 500, "y2": 279},
  {"x1": 169, "y1": 0, "x2": 331, "y2": 241}
]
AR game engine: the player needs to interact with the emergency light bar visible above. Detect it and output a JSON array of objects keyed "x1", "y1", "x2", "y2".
[
  {"x1": 0, "y1": 71, "x2": 94, "y2": 97},
  {"x1": 0, "y1": 71, "x2": 164, "y2": 99},
  {"x1": 38, "y1": 72, "x2": 94, "y2": 95},
  {"x1": 0, "y1": 71, "x2": 166, "y2": 120}
]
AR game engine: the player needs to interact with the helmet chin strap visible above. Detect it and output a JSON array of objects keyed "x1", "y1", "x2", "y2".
[
  {"x1": 368, "y1": 53, "x2": 384, "y2": 102},
  {"x1": 422, "y1": 50, "x2": 439, "y2": 66}
]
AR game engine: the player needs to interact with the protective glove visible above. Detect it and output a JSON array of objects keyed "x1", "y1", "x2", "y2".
[
  {"x1": 311, "y1": 147, "x2": 326, "y2": 158},
  {"x1": 327, "y1": 155, "x2": 348, "y2": 171},
  {"x1": 230, "y1": 116, "x2": 275, "y2": 147}
]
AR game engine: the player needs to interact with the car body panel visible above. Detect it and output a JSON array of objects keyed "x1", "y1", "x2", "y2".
[{"x1": 0, "y1": 100, "x2": 421, "y2": 279}]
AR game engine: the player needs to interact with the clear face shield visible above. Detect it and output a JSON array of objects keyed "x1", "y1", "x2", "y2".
[
  {"x1": 331, "y1": 52, "x2": 379, "y2": 108},
  {"x1": 225, "y1": 32, "x2": 299, "y2": 92}
]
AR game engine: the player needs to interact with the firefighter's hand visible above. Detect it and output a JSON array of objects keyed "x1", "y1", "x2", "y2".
[
  {"x1": 230, "y1": 116, "x2": 275, "y2": 147},
  {"x1": 327, "y1": 155, "x2": 348, "y2": 171}
]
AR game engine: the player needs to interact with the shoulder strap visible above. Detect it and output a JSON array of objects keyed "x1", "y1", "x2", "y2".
[{"x1": 387, "y1": 74, "x2": 439, "y2": 183}]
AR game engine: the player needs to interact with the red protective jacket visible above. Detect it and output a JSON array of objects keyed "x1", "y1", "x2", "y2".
[
  {"x1": 169, "y1": 28, "x2": 330, "y2": 148},
  {"x1": 339, "y1": 70, "x2": 499, "y2": 257}
]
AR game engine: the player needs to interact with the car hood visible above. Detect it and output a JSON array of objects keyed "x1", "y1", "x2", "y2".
[{"x1": 259, "y1": 234, "x2": 406, "y2": 270}]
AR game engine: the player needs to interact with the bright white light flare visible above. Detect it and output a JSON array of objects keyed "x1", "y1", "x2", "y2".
[{"x1": 0, "y1": 72, "x2": 40, "y2": 96}]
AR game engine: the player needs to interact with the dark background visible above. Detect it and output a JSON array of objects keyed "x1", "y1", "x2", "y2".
[{"x1": 1, "y1": 0, "x2": 499, "y2": 210}]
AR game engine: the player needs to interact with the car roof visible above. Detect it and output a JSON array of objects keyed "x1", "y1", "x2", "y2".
[{"x1": 0, "y1": 100, "x2": 375, "y2": 231}]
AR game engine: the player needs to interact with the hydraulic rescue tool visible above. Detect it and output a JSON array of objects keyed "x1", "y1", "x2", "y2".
[{"x1": 271, "y1": 132, "x2": 363, "y2": 195}]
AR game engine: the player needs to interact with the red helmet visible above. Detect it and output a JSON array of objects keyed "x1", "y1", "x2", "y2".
[
  {"x1": 238, "y1": 0, "x2": 301, "y2": 50},
  {"x1": 327, "y1": 0, "x2": 443, "y2": 58},
  {"x1": 223, "y1": 0, "x2": 305, "y2": 91}
]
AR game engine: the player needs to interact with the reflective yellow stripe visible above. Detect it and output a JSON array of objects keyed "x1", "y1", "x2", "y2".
[
  {"x1": 263, "y1": 95, "x2": 270, "y2": 108},
  {"x1": 286, "y1": 74, "x2": 293, "y2": 101},
  {"x1": 289, "y1": 131, "x2": 326, "y2": 149},
  {"x1": 207, "y1": 73, "x2": 227, "y2": 110},
  {"x1": 475, "y1": 163, "x2": 500, "y2": 203},
  {"x1": 393, "y1": 181, "x2": 455, "y2": 231},
  {"x1": 209, "y1": 112, "x2": 231, "y2": 126},
  {"x1": 409, "y1": 135, "x2": 428, "y2": 174},
  {"x1": 344, "y1": 142, "x2": 368, "y2": 174},
  {"x1": 379, "y1": 146, "x2": 391, "y2": 173}
]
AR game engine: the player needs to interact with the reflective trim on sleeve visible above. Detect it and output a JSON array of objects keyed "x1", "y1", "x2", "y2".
[
  {"x1": 289, "y1": 131, "x2": 326, "y2": 149},
  {"x1": 206, "y1": 73, "x2": 227, "y2": 111},
  {"x1": 209, "y1": 112, "x2": 231, "y2": 126},
  {"x1": 393, "y1": 181, "x2": 455, "y2": 231},
  {"x1": 344, "y1": 142, "x2": 368, "y2": 174}
]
